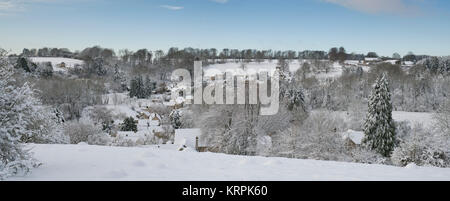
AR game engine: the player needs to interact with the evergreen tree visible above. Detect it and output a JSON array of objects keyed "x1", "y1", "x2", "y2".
[
  {"x1": 144, "y1": 76, "x2": 154, "y2": 98},
  {"x1": 169, "y1": 110, "x2": 182, "y2": 129},
  {"x1": 113, "y1": 64, "x2": 127, "y2": 92},
  {"x1": 15, "y1": 57, "x2": 36, "y2": 73},
  {"x1": 1, "y1": 54, "x2": 39, "y2": 179},
  {"x1": 120, "y1": 117, "x2": 137, "y2": 133},
  {"x1": 129, "y1": 76, "x2": 146, "y2": 98},
  {"x1": 362, "y1": 73, "x2": 397, "y2": 157}
]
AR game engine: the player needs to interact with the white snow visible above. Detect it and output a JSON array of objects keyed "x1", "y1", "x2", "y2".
[
  {"x1": 204, "y1": 60, "x2": 303, "y2": 77},
  {"x1": 365, "y1": 57, "x2": 380, "y2": 61},
  {"x1": 336, "y1": 111, "x2": 435, "y2": 129},
  {"x1": 392, "y1": 111, "x2": 435, "y2": 128},
  {"x1": 29, "y1": 57, "x2": 84, "y2": 72},
  {"x1": 384, "y1": 60, "x2": 400, "y2": 65},
  {"x1": 403, "y1": 61, "x2": 415, "y2": 66},
  {"x1": 8, "y1": 144, "x2": 450, "y2": 181},
  {"x1": 174, "y1": 129, "x2": 203, "y2": 148},
  {"x1": 203, "y1": 60, "x2": 370, "y2": 81}
]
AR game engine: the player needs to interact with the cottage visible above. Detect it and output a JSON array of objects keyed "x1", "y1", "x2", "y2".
[
  {"x1": 136, "y1": 112, "x2": 150, "y2": 120},
  {"x1": 341, "y1": 130, "x2": 364, "y2": 149},
  {"x1": 59, "y1": 62, "x2": 66, "y2": 68}
]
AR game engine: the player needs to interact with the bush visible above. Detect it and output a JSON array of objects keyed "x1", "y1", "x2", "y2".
[
  {"x1": 120, "y1": 117, "x2": 137, "y2": 132},
  {"x1": 392, "y1": 125, "x2": 448, "y2": 168},
  {"x1": 64, "y1": 121, "x2": 103, "y2": 144},
  {"x1": 87, "y1": 132, "x2": 111, "y2": 146},
  {"x1": 21, "y1": 107, "x2": 69, "y2": 144},
  {"x1": 350, "y1": 147, "x2": 386, "y2": 164},
  {"x1": 111, "y1": 135, "x2": 135, "y2": 147},
  {"x1": 293, "y1": 111, "x2": 351, "y2": 161}
]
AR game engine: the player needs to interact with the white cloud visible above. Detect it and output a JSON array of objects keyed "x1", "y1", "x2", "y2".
[
  {"x1": 160, "y1": 5, "x2": 184, "y2": 10},
  {"x1": 0, "y1": 1, "x2": 15, "y2": 11},
  {"x1": 323, "y1": 0, "x2": 420, "y2": 15},
  {"x1": 0, "y1": 0, "x2": 68, "y2": 14}
]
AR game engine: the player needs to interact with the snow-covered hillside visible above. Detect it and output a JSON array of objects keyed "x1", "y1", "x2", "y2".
[
  {"x1": 204, "y1": 60, "x2": 368, "y2": 79},
  {"x1": 29, "y1": 57, "x2": 84, "y2": 72},
  {"x1": 8, "y1": 144, "x2": 450, "y2": 181}
]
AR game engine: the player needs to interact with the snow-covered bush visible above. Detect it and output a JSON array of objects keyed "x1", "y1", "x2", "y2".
[
  {"x1": 347, "y1": 98, "x2": 367, "y2": 131},
  {"x1": 433, "y1": 99, "x2": 450, "y2": 137},
  {"x1": 36, "y1": 62, "x2": 53, "y2": 78},
  {"x1": 350, "y1": 147, "x2": 386, "y2": 165},
  {"x1": 84, "y1": 106, "x2": 116, "y2": 134},
  {"x1": 111, "y1": 135, "x2": 135, "y2": 147},
  {"x1": 21, "y1": 107, "x2": 69, "y2": 144},
  {"x1": 1, "y1": 50, "x2": 40, "y2": 179},
  {"x1": 293, "y1": 111, "x2": 351, "y2": 161},
  {"x1": 135, "y1": 134, "x2": 155, "y2": 146},
  {"x1": 392, "y1": 124, "x2": 448, "y2": 168},
  {"x1": 87, "y1": 132, "x2": 111, "y2": 146},
  {"x1": 64, "y1": 121, "x2": 103, "y2": 144},
  {"x1": 395, "y1": 121, "x2": 412, "y2": 143},
  {"x1": 179, "y1": 110, "x2": 194, "y2": 128}
]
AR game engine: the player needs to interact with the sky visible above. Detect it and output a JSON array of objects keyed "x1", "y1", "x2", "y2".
[{"x1": 0, "y1": 0, "x2": 450, "y2": 56}]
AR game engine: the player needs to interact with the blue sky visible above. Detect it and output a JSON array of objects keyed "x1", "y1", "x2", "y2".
[{"x1": 1, "y1": 0, "x2": 449, "y2": 56}]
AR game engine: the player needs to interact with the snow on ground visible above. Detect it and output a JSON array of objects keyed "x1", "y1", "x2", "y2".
[
  {"x1": 335, "y1": 111, "x2": 435, "y2": 129},
  {"x1": 384, "y1": 60, "x2": 400, "y2": 65},
  {"x1": 392, "y1": 111, "x2": 435, "y2": 128},
  {"x1": 8, "y1": 144, "x2": 450, "y2": 181},
  {"x1": 204, "y1": 61, "x2": 290, "y2": 77},
  {"x1": 204, "y1": 60, "x2": 368, "y2": 80},
  {"x1": 344, "y1": 60, "x2": 363, "y2": 65},
  {"x1": 30, "y1": 57, "x2": 84, "y2": 72}
]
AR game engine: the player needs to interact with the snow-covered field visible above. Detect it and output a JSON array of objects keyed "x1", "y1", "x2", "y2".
[
  {"x1": 392, "y1": 112, "x2": 435, "y2": 128},
  {"x1": 8, "y1": 144, "x2": 450, "y2": 181},
  {"x1": 203, "y1": 60, "x2": 368, "y2": 79},
  {"x1": 29, "y1": 57, "x2": 84, "y2": 72},
  {"x1": 334, "y1": 111, "x2": 436, "y2": 129}
]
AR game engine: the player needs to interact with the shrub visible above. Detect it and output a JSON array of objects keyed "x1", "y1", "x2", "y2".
[
  {"x1": 64, "y1": 121, "x2": 103, "y2": 144},
  {"x1": 120, "y1": 117, "x2": 137, "y2": 133},
  {"x1": 392, "y1": 125, "x2": 448, "y2": 168}
]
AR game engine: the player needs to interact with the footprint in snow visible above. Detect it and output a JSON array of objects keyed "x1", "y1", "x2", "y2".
[
  {"x1": 142, "y1": 151, "x2": 157, "y2": 158},
  {"x1": 263, "y1": 159, "x2": 282, "y2": 166},
  {"x1": 107, "y1": 169, "x2": 128, "y2": 178},
  {"x1": 132, "y1": 160, "x2": 147, "y2": 167}
]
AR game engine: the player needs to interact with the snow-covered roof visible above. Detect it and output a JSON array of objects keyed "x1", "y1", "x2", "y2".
[
  {"x1": 174, "y1": 129, "x2": 206, "y2": 148},
  {"x1": 342, "y1": 130, "x2": 364, "y2": 145}
]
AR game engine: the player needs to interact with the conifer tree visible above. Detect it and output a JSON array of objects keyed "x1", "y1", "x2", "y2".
[{"x1": 362, "y1": 73, "x2": 397, "y2": 157}]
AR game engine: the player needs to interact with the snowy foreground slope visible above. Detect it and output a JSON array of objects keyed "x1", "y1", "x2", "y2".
[{"x1": 9, "y1": 144, "x2": 450, "y2": 181}]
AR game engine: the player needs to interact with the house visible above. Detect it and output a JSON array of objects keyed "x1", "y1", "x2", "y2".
[
  {"x1": 150, "y1": 113, "x2": 162, "y2": 126},
  {"x1": 136, "y1": 112, "x2": 150, "y2": 120},
  {"x1": 59, "y1": 62, "x2": 66, "y2": 68},
  {"x1": 174, "y1": 129, "x2": 209, "y2": 152},
  {"x1": 136, "y1": 108, "x2": 162, "y2": 126},
  {"x1": 341, "y1": 130, "x2": 364, "y2": 149}
]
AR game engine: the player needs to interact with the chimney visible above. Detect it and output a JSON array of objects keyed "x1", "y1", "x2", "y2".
[{"x1": 195, "y1": 136, "x2": 199, "y2": 152}]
